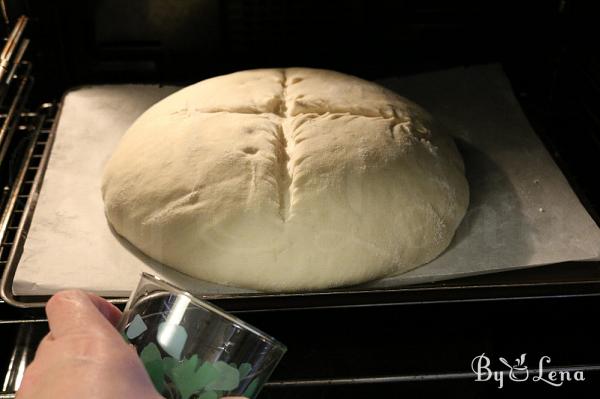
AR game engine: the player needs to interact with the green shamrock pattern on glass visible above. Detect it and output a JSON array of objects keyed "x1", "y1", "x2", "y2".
[
  {"x1": 124, "y1": 314, "x2": 260, "y2": 399},
  {"x1": 139, "y1": 342, "x2": 258, "y2": 399}
]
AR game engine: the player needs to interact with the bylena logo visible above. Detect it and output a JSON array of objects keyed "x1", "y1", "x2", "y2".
[{"x1": 471, "y1": 353, "x2": 585, "y2": 388}]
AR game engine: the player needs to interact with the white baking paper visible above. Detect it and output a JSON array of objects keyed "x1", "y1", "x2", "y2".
[{"x1": 13, "y1": 65, "x2": 600, "y2": 297}]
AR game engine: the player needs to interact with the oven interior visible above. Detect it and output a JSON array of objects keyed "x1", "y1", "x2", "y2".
[{"x1": 1, "y1": 0, "x2": 600, "y2": 397}]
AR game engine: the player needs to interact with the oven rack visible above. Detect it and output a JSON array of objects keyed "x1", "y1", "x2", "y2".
[
  {"x1": 3, "y1": 89, "x2": 600, "y2": 309},
  {"x1": 0, "y1": 103, "x2": 57, "y2": 308},
  {"x1": 3, "y1": 89, "x2": 600, "y2": 311}
]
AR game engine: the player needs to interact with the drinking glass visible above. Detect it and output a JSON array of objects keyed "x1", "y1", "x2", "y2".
[{"x1": 118, "y1": 273, "x2": 286, "y2": 399}]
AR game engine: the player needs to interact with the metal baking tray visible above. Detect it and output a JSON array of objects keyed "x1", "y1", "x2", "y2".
[{"x1": 2, "y1": 86, "x2": 600, "y2": 310}]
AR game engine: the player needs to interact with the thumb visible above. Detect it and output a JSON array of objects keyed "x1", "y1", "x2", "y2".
[{"x1": 45, "y1": 290, "x2": 122, "y2": 339}]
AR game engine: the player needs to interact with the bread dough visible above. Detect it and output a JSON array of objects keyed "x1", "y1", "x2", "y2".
[{"x1": 101, "y1": 68, "x2": 469, "y2": 291}]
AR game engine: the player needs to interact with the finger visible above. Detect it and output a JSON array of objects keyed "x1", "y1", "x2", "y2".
[{"x1": 45, "y1": 290, "x2": 121, "y2": 338}]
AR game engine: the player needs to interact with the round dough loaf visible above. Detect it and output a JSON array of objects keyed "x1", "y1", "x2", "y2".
[{"x1": 102, "y1": 68, "x2": 469, "y2": 291}]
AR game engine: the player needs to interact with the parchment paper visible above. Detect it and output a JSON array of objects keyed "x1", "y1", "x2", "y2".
[{"x1": 13, "y1": 65, "x2": 600, "y2": 296}]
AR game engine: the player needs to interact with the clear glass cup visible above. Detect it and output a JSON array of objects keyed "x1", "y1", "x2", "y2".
[{"x1": 118, "y1": 273, "x2": 287, "y2": 399}]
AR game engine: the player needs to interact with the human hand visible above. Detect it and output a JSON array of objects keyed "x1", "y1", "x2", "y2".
[
  {"x1": 17, "y1": 290, "x2": 249, "y2": 399},
  {"x1": 17, "y1": 290, "x2": 164, "y2": 399}
]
